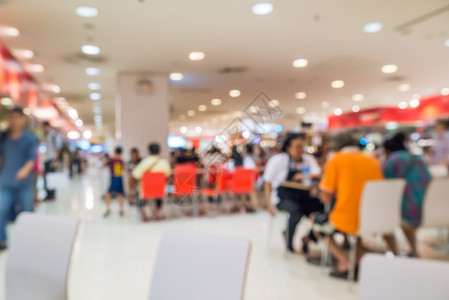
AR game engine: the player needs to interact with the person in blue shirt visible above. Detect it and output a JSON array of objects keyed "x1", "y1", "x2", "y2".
[{"x1": 0, "y1": 107, "x2": 38, "y2": 250}]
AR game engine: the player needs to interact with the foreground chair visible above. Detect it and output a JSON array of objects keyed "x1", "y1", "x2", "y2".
[
  {"x1": 6, "y1": 213, "x2": 80, "y2": 300},
  {"x1": 359, "y1": 254, "x2": 449, "y2": 300},
  {"x1": 421, "y1": 178, "x2": 449, "y2": 228},
  {"x1": 149, "y1": 228, "x2": 251, "y2": 300},
  {"x1": 428, "y1": 164, "x2": 448, "y2": 178}
]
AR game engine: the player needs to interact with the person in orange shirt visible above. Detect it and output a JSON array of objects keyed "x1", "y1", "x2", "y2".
[{"x1": 313, "y1": 133, "x2": 383, "y2": 279}]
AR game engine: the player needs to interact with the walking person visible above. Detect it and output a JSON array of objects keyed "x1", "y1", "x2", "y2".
[
  {"x1": 42, "y1": 121, "x2": 63, "y2": 201},
  {"x1": 0, "y1": 107, "x2": 38, "y2": 250},
  {"x1": 104, "y1": 147, "x2": 126, "y2": 217}
]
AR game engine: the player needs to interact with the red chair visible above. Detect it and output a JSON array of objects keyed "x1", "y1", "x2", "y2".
[
  {"x1": 140, "y1": 172, "x2": 167, "y2": 221},
  {"x1": 201, "y1": 168, "x2": 232, "y2": 213},
  {"x1": 172, "y1": 165, "x2": 200, "y2": 213},
  {"x1": 230, "y1": 167, "x2": 254, "y2": 194}
]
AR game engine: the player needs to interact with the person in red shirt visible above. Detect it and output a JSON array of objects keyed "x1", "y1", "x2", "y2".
[{"x1": 104, "y1": 147, "x2": 125, "y2": 217}]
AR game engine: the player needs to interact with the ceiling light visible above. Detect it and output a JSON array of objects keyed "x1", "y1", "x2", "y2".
[
  {"x1": 445, "y1": 39, "x2": 449, "y2": 47},
  {"x1": 410, "y1": 99, "x2": 420, "y2": 108},
  {"x1": 26, "y1": 64, "x2": 44, "y2": 73},
  {"x1": 178, "y1": 114, "x2": 186, "y2": 121},
  {"x1": 68, "y1": 108, "x2": 78, "y2": 120},
  {"x1": 382, "y1": 64, "x2": 398, "y2": 74},
  {"x1": 169, "y1": 73, "x2": 183, "y2": 81},
  {"x1": 295, "y1": 92, "x2": 306, "y2": 99},
  {"x1": 187, "y1": 110, "x2": 195, "y2": 117},
  {"x1": 93, "y1": 106, "x2": 102, "y2": 114},
  {"x1": 85, "y1": 67, "x2": 100, "y2": 76},
  {"x1": 198, "y1": 105, "x2": 207, "y2": 112},
  {"x1": 321, "y1": 101, "x2": 330, "y2": 108},
  {"x1": 88, "y1": 82, "x2": 101, "y2": 90},
  {"x1": 398, "y1": 101, "x2": 408, "y2": 109},
  {"x1": 211, "y1": 98, "x2": 222, "y2": 106},
  {"x1": 67, "y1": 131, "x2": 81, "y2": 140},
  {"x1": 229, "y1": 90, "x2": 241, "y2": 97},
  {"x1": 1, "y1": 97, "x2": 13, "y2": 106},
  {"x1": 252, "y1": 2, "x2": 274, "y2": 16},
  {"x1": 195, "y1": 126, "x2": 202, "y2": 133},
  {"x1": 412, "y1": 93, "x2": 420, "y2": 100},
  {"x1": 83, "y1": 130, "x2": 92, "y2": 139},
  {"x1": 441, "y1": 88, "x2": 449, "y2": 96},
  {"x1": 75, "y1": 119, "x2": 83, "y2": 127},
  {"x1": 331, "y1": 80, "x2": 345, "y2": 88},
  {"x1": 296, "y1": 107, "x2": 306, "y2": 115},
  {"x1": 180, "y1": 126, "x2": 188, "y2": 134},
  {"x1": 292, "y1": 58, "x2": 308, "y2": 68},
  {"x1": 352, "y1": 94, "x2": 364, "y2": 101},
  {"x1": 90, "y1": 93, "x2": 102, "y2": 101},
  {"x1": 0, "y1": 25, "x2": 19, "y2": 37},
  {"x1": 269, "y1": 99, "x2": 279, "y2": 107},
  {"x1": 352, "y1": 105, "x2": 360, "y2": 113},
  {"x1": 43, "y1": 83, "x2": 61, "y2": 94},
  {"x1": 189, "y1": 52, "x2": 205, "y2": 61},
  {"x1": 334, "y1": 108, "x2": 343, "y2": 116},
  {"x1": 76, "y1": 6, "x2": 99, "y2": 18},
  {"x1": 82, "y1": 44, "x2": 100, "y2": 55},
  {"x1": 94, "y1": 115, "x2": 102, "y2": 122},
  {"x1": 12, "y1": 49, "x2": 34, "y2": 59},
  {"x1": 363, "y1": 22, "x2": 383, "y2": 33},
  {"x1": 398, "y1": 84, "x2": 410, "y2": 92}
]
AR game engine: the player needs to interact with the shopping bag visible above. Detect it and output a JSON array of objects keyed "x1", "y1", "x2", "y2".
[{"x1": 46, "y1": 172, "x2": 70, "y2": 190}]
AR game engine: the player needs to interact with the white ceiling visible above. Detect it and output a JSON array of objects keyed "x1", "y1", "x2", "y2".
[{"x1": 0, "y1": 0, "x2": 449, "y2": 133}]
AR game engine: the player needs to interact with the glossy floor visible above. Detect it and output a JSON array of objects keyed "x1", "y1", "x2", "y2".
[{"x1": 0, "y1": 168, "x2": 446, "y2": 300}]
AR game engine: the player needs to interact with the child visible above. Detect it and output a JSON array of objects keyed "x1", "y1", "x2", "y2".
[{"x1": 104, "y1": 147, "x2": 125, "y2": 217}]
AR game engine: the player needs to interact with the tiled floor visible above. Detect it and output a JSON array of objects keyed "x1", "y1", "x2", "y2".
[{"x1": 0, "y1": 167, "x2": 447, "y2": 299}]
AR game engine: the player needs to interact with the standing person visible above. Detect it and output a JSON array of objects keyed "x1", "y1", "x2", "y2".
[
  {"x1": 432, "y1": 120, "x2": 449, "y2": 164},
  {"x1": 127, "y1": 147, "x2": 141, "y2": 205},
  {"x1": 264, "y1": 135, "x2": 322, "y2": 254},
  {"x1": 312, "y1": 133, "x2": 383, "y2": 279},
  {"x1": 104, "y1": 147, "x2": 126, "y2": 217},
  {"x1": 383, "y1": 133, "x2": 432, "y2": 257},
  {"x1": 42, "y1": 121, "x2": 63, "y2": 201},
  {"x1": 133, "y1": 142, "x2": 171, "y2": 221},
  {"x1": 0, "y1": 107, "x2": 38, "y2": 250}
]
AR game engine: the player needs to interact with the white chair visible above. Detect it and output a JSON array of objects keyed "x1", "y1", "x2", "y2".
[
  {"x1": 428, "y1": 164, "x2": 449, "y2": 178},
  {"x1": 347, "y1": 179, "x2": 406, "y2": 281},
  {"x1": 6, "y1": 213, "x2": 80, "y2": 300},
  {"x1": 149, "y1": 228, "x2": 251, "y2": 300},
  {"x1": 421, "y1": 178, "x2": 449, "y2": 228},
  {"x1": 359, "y1": 254, "x2": 449, "y2": 300}
]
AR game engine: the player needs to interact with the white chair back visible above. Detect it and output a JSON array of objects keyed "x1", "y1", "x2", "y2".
[
  {"x1": 149, "y1": 228, "x2": 251, "y2": 300},
  {"x1": 421, "y1": 178, "x2": 449, "y2": 227},
  {"x1": 428, "y1": 164, "x2": 448, "y2": 178},
  {"x1": 359, "y1": 254, "x2": 449, "y2": 300},
  {"x1": 6, "y1": 213, "x2": 80, "y2": 300},
  {"x1": 358, "y1": 179, "x2": 406, "y2": 236}
]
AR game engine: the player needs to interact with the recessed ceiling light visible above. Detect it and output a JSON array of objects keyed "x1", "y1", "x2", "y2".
[
  {"x1": 229, "y1": 90, "x2": 241, "y2": 97},
  {"x1": 180, "y1": 126, "x2": 188, "y2": 134},
  {"x1": 1, "y1": 97, "x2": 13, "y2": 106},
  {"x1": 198, "y1": 105, "x2": 207, "y2": 112},
  {"x1": 169, "y1": 72, "x2": 183, "y2": 81},
  {"x1": 295, "y1": 92, "x2": 307, "y2": 99},
  {"x1": 382, "y1": 64, "x2": 398, "y2": 74},
  {"x1": 334, "y1": 108, "x2": 343, "y2": 116},
  {"x1": 82, "y1": 44, "x2": 100, "y2": 55},
  {"x1": 187, "y1": 110, "x2": 195, "y2": 117},
  {"x1": 252, "y1": 2, "x2": 274, "y2": 16},
  {"x1": 68, "y1": 108, "x2": 78, "y2": 120},
  {"x1": 441, "y1": 88, "x2": 449, "y2": 96},
  {"x1": 67, "y1": 131, "x2": 81, "y2": 140},
  {"x1": 331, "y1": 80, "x2": 345, "y2": 88},
  {"x1": 93, "y1": 106, "x2": 102, "y2": 114},
  {"x1": 445, "y1": 39, "x2": 449, "y2": 47},
  {"x1": 410, "y1": 99, "x2": 420, "y2": 108},
  {"x1": 88, "y1": 82, "x2": 101, "y2": 90},
  {"x1": 189, "y1": 52, "x2": 205, "y2": 61},
  {"x1": 26, "y1": 64, "x2": 44, "y2": 73},
  {"x1": 269, "y1": 99, "x2": 279, "y2": 107},
  {"x1": 292, "y1": 58, "x2": 308, "y2": 68},
  {"x1": 398, "y1": 101, "x2": 408, "y2": 109},
  {"x1": 321, "y1": 101, "x2": 330, "y2": 108},
  {"x1": 296, "y1": 107, "x2": 306, "y2": 114},
  {"x1": 94, "y1": 115, "x2": 102, "y2": 122},
  {"x1": 195, "y1": 126, "x2": 202, "y2": 133},
  {"x1": 75, "y1": 119, "x2": 83, "y2": 127},
  {"x1": 412, "y1": 93, "x2": 421, "y2": 100},
  {"x1": 83, "y1": 130, "x2": 92, "y2": 139},
  {"x1": 0, "y1": 25, "x2": 20, "y2": 37},
  {"x1": 352, "y1": 105, "x2": 360, "y2": 113},
  {"x1": 211, "y1": 98, "x2": 222, "y2": 106},
  {"x1": 398, "y1": 84, "x2": 410, "y2": 92},
  {"x1": 76, "y1": 6, "x2": 99, "y2": 18},
  {"x1": 85, "y1": 67, "x2": 100, "y2": 76},
  {"x1": 12, "y1": 49, "x2": 34, "y2": 59},
  {"x1": 90, "y1": 92, "x2": 102, "y2": 101},
  {"x1": 363, "y1": 22, "x2": 383, "y2": 33},
  {"x1": 43, "y1": 83, "x2": 61, "y2": 94},
  {"x1": 352, "y1": 94, "x2": 364, "y2": 101}
]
